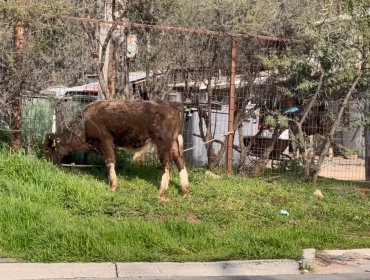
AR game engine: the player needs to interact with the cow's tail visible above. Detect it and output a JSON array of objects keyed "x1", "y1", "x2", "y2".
[
  {"x1": 177, "y1": 105, "x2": 186, "y2": 158},
  {"x1": 177, "y1": 134, "x2": 184, "y2": 159},
  {"x1": 176, "y1": 106, "x2": 189, "y2": 195}
]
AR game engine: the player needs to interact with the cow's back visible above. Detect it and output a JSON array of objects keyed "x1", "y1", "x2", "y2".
[{"x1": 83, "y1": 100, "x2": 182, "y2": 149}]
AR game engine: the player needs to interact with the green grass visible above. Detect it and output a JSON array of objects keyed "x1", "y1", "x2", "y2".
[{"x1": 0, "y1": 150, "x2": 369, "y2": 262}]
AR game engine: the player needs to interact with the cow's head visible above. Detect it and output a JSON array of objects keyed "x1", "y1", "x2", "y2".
[{"x1": 43, "y1": 133, "x2": 62, "y2": 164}]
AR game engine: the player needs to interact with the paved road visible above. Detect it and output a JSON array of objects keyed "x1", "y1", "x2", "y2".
[{"x1": 47, "y1": 274, "x2": 370, "y2": 280}]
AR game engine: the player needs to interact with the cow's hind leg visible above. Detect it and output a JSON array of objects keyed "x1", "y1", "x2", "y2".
[
  {"x1": 172, "y1": 135, "x2": 189, "y2": 196},
  {"x1": 158, "y1": 149, "x2": 171, "y2": 201}
]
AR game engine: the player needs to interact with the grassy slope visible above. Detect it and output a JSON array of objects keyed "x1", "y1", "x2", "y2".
[{"x1": 0, "y1": 151, "x2": 369, "y2": 262}]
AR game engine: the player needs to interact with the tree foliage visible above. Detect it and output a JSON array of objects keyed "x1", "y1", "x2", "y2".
[{"x1": 1, "y1": 0, "x2": 370, "y2": 176}]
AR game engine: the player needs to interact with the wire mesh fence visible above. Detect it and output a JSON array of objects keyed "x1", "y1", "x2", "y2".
[{"x1": 0, "y1": 16, "x2": 369, "y2": 182}]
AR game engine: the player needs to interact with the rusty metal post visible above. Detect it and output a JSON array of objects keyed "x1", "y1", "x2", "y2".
[
  {"x1": 10, "y1": 1, "x2": 25, "y2": 150},
  {"x1": 226, "y1": 38, "x2": 237, "y2": 175}
]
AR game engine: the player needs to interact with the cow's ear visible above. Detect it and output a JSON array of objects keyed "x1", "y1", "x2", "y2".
[
  {"x1": 43, "y1": 134, "x2": 51, "y2": 145},
  {"x1": 47, "y1": 138, "x2": 54, "y2": 148}
]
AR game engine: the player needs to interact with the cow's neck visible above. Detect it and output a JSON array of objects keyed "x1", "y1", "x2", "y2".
[{"x1": 58, "y1": 129, "x2": 89, "y2": 156}]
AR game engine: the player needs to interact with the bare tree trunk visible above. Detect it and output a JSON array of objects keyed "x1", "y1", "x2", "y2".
[
  {"x1": 123, "y1": 2, "x2": 131, "y2": 99},
  {"x1": 83, "y1": 22, "x2": 110, "y2": 99},
  {"x1": 114, "y1": 29, "x2": 130, "y2": 99},
  {"x1": 304, "y1": 140, "x2": 315, "y2": 178},
  {"x1": 300, "y1": 73, "x2": 325, "y2": 127},
  {"x1": 312, "y1": 74, "x2": 362, "y2": 183},
  {"x1": 144, "y1": 1, "x2": 154, "y2": 100},
  {"x1": 10, "y1": 86, "x2": 22, "y2": 150},
  {"x1": 291, "y1": 72, "x2": 325, "y2": 179},
  {"x1": 107, "y1": 45, "x2": 116, "y2": 100},
  {"x1": 238, "y1": 124, "x2": 247, "y2": 167},
  {"x1": 110, "y1": 0, "x2": 130, "y2": 99},
  {"x1": 10, "y1": 16, "x2": 24, "y2": 150},
  {"x1": 206, "y1": 74, "x2": 216, "y2": 169},
  {"x1": 250, "y1": 127, "x2": 280, "y2": 176},
  {"x1": 145, "y1": 30, "x2": 152, "y2": 100},
  {"x1": 82, "y1": 1, "x2": 129, "y2": 100},
  {"x1": 238, "y1": 127, "x2": 264, "y2": 172}
]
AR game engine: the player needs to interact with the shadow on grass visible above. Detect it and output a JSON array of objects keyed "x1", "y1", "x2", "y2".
[
  {"x1": 315, "y1": 176, "x2": 370, "y2": 195},
  {"x1": 60, "y1": 151, "x2": 184, "y2": 195},
  {"x1": 250, "y1": 164, "x2": 370, "y2": 190}
]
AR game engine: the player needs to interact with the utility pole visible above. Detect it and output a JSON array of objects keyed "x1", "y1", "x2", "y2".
[{"x1": 10, "y1": 0, "x2": 25, "y2": 150}]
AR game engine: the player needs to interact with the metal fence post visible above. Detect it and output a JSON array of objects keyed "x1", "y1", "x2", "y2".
[{"x1": 226, "y1": 38, "x2": 237, "y2": 175}]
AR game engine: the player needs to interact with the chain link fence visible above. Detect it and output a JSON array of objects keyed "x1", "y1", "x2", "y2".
[{"x1": 1, "y1": 17, "x2": 368, "y2": 181}]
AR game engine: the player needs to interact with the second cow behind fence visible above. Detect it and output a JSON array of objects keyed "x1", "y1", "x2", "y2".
[{"x1": 43, "y1": 100, "x2": 190, "y2": 201}]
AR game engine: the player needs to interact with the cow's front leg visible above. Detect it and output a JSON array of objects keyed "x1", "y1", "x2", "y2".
[
  {"x1": 107, "y1": 162, "x2": 118, "y2": 191},
  {"x1": 99, "y1": 138, "x2": 118, "y2": 191},
  {"x1": 158, "y1": 150, "x2": 171, "y2": 201},
  {"x1": 159, "y1": 163, "x2": 170, "y2": 201}
]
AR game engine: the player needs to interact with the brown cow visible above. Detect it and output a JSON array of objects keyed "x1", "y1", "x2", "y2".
[{"x1": 43, "y1": 100, "x2": 189, "y2": 201}]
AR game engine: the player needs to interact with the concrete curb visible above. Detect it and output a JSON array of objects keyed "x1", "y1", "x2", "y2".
[
  {"x1": 300, "y1": 248, "x2": 316, "y2": 271},
  {"x1": 1, "y1": 249, "x2": 369, "y2": 280},
  {"x1": 117, "y1": 260, "x2": 300, "y2": 278},
  {"x1": 0, "y1": 263, "x2": 116, "y2": 280},
  {"x1": 0, "y1": 260, "x2": 301, "y2": 280}
]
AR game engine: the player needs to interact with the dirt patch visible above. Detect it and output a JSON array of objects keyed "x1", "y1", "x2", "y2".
[
  {"x1": 319, "y1": 157, "x2": 366, "y2": 181},
  {"x1": 186, "y1": 212, "x2": 200, "y2": 224},
  {"x1": 313, "y1": 249, "x2": 370, "y2": 274}
]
